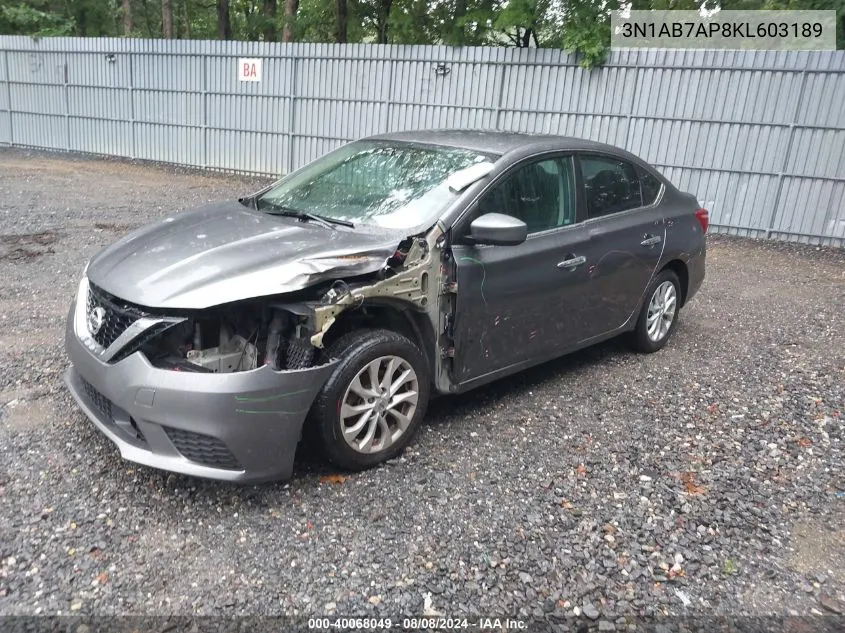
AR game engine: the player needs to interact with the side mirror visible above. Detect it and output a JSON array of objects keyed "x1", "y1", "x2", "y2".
[{"x1": 468, "y1": 213, "x2": 527, "y2": 246}]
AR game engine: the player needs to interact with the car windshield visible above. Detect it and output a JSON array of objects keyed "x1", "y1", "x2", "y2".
[{"x1": 255, "y1": 141, "x2": 495, "y2": 230}]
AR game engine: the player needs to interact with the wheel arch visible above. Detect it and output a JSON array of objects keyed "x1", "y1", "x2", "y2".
[
  {"x1": 660, "y1": 259, "x2": 690, "y2": 307},
  {"x1": 318, "y1": 299, "x2": 438, "y2": 379}
]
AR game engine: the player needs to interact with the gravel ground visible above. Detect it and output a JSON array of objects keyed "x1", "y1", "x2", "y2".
[{"x1": 0, "y1": 148, "x2": 843, "y2": 629}]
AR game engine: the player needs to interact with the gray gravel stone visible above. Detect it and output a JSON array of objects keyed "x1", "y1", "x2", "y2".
[{"x1": 819, "y1": 593, "x2": 843, "y2": 615}]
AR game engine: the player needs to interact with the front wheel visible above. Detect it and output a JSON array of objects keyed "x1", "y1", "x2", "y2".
[
  {"x1": 311, "y1": 329, "x2": 430, "y2": 470},
  {"x1": 630, "y1": 269, "x2": 681, "y2": 353}
]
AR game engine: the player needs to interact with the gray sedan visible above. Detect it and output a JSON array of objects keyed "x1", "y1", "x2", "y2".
[{"x1": 64, "y1": 130, "x2": 707, "y2": 482}]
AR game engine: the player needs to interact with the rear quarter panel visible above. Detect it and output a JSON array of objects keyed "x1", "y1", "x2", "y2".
[{"x1": 660, "y1": 187, "x2": 707, "y2": 304}]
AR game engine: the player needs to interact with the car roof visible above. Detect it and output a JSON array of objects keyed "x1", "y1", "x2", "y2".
[{"x1": 365, "y1": 129, "x2": 622, "y2": 157}]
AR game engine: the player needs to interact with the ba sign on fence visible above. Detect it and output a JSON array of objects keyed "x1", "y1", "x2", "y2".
[{"x1": 238, "y1": 58, "x2": 262, "y2": 82}]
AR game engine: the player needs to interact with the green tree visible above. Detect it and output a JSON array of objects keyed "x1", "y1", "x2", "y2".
[
  {"x1": 0, "y1": 3, "x2": 75, "y2": 35},
  {"x1": 1, "y1": 0, "x2": 842, "y2": 60},
  {"x1": 755, "y1": 0, "x2": 845, "y2": 48},
  {"x1": 494, "y1": 0, "x2": 555, "y2": 47},
  {"x1": 559, "y1": 0, "x2": 617, "y2": 67},
  {"x1": 389, "y1": 0, "x2": 442, "y2": 43}
]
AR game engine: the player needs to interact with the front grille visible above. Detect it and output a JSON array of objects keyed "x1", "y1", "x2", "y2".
[
  {"x1": 164, "y1": 427, "x2": 241, "y2": 470},
  {"x1": 86, "y1": 283, "x2": 149, "y2": 350},
  {"x1": 80, "y1": 376, "x2": 113, "y2": 420},
  {"x1": 110, "y1": 321, "x2": 175, "y2": 363}
]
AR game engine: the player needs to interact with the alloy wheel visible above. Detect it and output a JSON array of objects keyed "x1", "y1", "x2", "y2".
[
  {"x1": 339, "y1": 355, "x2": 419, "y2": 454},
  {"x1": 646, "y1": 280, "x2": 677, "y2": 342}
]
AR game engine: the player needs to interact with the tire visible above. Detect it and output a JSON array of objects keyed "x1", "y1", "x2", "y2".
[
  {"x1": 630, "y1": 269, "x2": 681, "y2": 353},
  {"x1": 311, "y1": 328, "x2": 430, "y2": 470}
]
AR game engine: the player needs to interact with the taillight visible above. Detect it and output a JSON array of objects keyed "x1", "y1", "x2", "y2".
[{"x1": 695, "y1": 208, "x2": 709, "y2": 233}]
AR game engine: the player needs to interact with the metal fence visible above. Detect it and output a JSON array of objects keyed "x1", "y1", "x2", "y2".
[{"x1": 1, "y1": 36, "x2": 843, "y2": 245}]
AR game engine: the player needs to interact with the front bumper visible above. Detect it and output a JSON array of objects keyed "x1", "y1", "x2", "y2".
[{"x1": 64, "y1": 292, "x2": 336, "y2": 483}]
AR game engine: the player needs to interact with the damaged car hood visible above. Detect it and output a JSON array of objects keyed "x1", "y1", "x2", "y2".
[{"x1": 86, "y1": 201, "x2": 401, "y2": 309}]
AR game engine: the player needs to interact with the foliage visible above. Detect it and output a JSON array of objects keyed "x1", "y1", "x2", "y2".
[
  {"x1": 493, "y1": 0, "x2": 559, "y2": 47},
  {"x1": 0, "y1": 3, "x2": 76, "y2": 36},
  {"x1": 757, "y1": 0, "x2": 845, "y2": 48},
  {"x1": 0, "y1": 0, "x2": 842, "y2": 65},
  {"x1": 560, "y1": 0, "x2": 617, "y2": 68},
  {"x1": 295, "y1": 0, "x2": 367, "y2": 41},
  {"x1": 389, "y1": 0, "x2": 445, "y2": 44}
]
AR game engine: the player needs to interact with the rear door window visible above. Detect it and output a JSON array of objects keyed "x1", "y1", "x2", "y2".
[
  {"x1": 580, "y1": 155, "x2": 643, "y2": 219},
  {"x1": 639, "y1": 168, "x2": 663, "y2": 206}
]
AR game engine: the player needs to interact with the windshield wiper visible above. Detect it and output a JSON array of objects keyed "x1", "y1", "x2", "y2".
[{"x1": 262, "y1": 203, "x2": 354, "y2": 229}]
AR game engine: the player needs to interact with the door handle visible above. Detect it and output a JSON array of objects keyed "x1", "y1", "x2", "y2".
[
  {"x1": 640, "y1": 234, "x2": 662, "y2": 247},
  {"x1": 557, "y1": 255, "x2": 586, "y2": 270}
]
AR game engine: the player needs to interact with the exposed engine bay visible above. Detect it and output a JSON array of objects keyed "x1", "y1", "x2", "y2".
[
  {"x1": 139, "y1": 301, "x2": 319, "y2": 373},
  {"x1": 134, "y1": 224, "x2": 451, "y2": 388}
]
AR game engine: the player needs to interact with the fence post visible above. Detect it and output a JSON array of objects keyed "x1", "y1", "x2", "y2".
[
  {"x1": 3, "y1": 51, "x2": 15, "y2": 147},
  {"x1": 766, "y1": 69, "x2": 808, "y2": 240},
  {"x1": 493, "y1": 53, "x2": 506, "y2": 131},
  {"x1": 285, "y1": 54, "x2": 298, "y2": 175},
  {"x1": 382, "y1": 56, "x2": 395, "y2": 134},
  {"x1": 128, "y1": 52, "x2": 136, "y2": 160},
  {"x1": 2, "y1": 50, "x2": 12, "y2": 146},
  {"x1": 62, "y1": 56, "x2": 70, "y2": 151},
  {"x1": 201, "y1": 52, "x2": 208, "y2": 169},
  {"x1": 623, "y1": 61, "x2": 641, "y2": 151}
]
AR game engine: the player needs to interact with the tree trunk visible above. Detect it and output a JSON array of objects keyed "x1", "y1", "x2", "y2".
[
  {"x1": 263, "y1": 0, "x2": 277, "y2": 41},
  {"x1": 336, "y1": 0, "x2": 347, "y2": 43},
  {"x1": 520, "y1": 27, "x2": 532, "y2": 47},
  {"x1": 162, "y1": 0, "x2": 174, "y2": 38},
  {"x1": 376, "y1": 0, "x2": 392, "y2": 43},
  {"x1": 217, "y1": 0, "x2": 232, "y2": 39},
  {"x1": 122, "y1": 0, "x2": 132, "y2": 35},
  {"x1": 282, "y1": 0, "x2": 298, "y2": 42},
  {"x1": 183, "y1": 0, "x2": 191, "y2": 37}
]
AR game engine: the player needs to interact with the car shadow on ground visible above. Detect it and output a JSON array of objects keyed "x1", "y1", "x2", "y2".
[
  {"x1": 426, "y1": 336, "x2": 632, "y2": 424},
  {"x1": 290, "y1": 333, "x2": 633, "y2": 477},
  {"x1": 128, "y1": 333, "x2": 637, "y2": 496}
]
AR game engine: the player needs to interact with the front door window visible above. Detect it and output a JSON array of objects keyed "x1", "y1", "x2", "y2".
[{"x1": 479, "y1": 157, "x2": 577, "y2": 232}]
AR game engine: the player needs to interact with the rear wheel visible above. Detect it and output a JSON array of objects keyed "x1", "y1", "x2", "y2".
[
  {"x1": 630, "y1": 269, "x2": 681, "y2": 353},
  {"x1": 311, "y1": 329, "x2": 430, "y2": 470}
]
